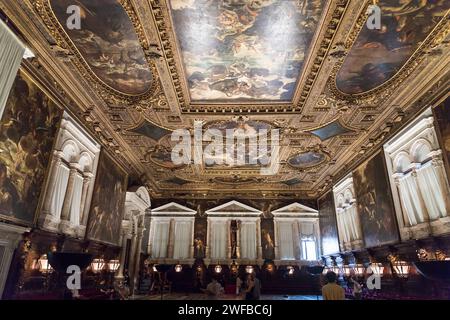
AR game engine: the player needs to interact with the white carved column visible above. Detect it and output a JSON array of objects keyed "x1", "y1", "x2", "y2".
[
  {"x1": 148, "y1": 218, "x2": 154, "y2": 256},
  {"x1": 80, "y1": 172, "x2": 94, "y2": 226},
  {"x1": 226, "y1": 220, "x2": 232, "y2": 259},
  {"x1": 190, "y1": 220, "x2": 195, "y2": 259},
  {"x1": 167, "y1": 219, "x2": 176, "y2": 259},
  {"x1": 393, "y1": 175, "x2": 413, "y2": 228},
  {"x1": 42, "y1": 151, "x2": 65, "y2": 215},
  {"x1": 256, "y1": 219, "x2": 262, "y2": 261},
  {"x1": 350, "y1": 201, "x2": 362, "y2": 241},
  {"x1": 59, "y1": 163, "x2": 81, "y2": 234},
  {"x1": 410, "y1": 167, "x2": 429, "y2": 222},
  {"x1": 236, "y1": 220, "x2": 241, "y2": 259},
  {"x1": 115, "y1": 227, "x2": 129, "y2": 281},
  {"x1": 206, "y1": 219, "x2": 211, "y2": 260},
  {"x1": 127, "y1": 222, "x2": 138, "y2": 282},
  {"x1": 431, "y1": 154, "x2": 450, "y2": 215},
  {"x1": 131, "y1": 226, "x2": 145, "y2": 295},
  {"x1": 274, "y1": 220, "x2": 279, "y2": 260}
]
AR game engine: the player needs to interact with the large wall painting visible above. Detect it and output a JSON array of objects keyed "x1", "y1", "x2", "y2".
[
  {"x1": 0, "y1": 71, "x2": 62, "y2": 225},
  {"x1": 49, "y1": 0, "x2": 153, "y2": 95},
  {"x1": 87, "y1": 151, "x2": 128, "y2": 245},
  {"x1": 194, "y1": 218, "x2": 207, "y2": 259},
  {"x1": 336, "y1": 0, "x2": 450, "y2": 94},
  {"x1": 434, "y1": 98, "x2": 450, "y2": 179},
  {"x1": 261, "y1": 218, "x2": 275, "y2": 260},
  {"x1": 169, "y1": 0, "x2": 325, "y2": 101},
  {"x1": 318, "y1": 192, "x2": 340, "y2": 256},
  {"x1": 353, "y1": 151, "x2": 399, "y2": 248}
]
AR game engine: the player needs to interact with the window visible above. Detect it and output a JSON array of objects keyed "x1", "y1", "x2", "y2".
[
  {"x1": 301, "y1": 238, "x2": 317, "y2": 261},
  {"x1": 279, "y1": 222, "x2": 295, "y2": 260}
]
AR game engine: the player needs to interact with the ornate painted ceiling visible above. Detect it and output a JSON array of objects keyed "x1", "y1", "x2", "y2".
[{"x1": 1, "y1": 0, "x2": 449, "y2": 200}]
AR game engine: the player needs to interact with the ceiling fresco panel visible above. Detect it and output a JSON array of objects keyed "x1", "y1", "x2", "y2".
[
  {"x1": 169, "y1": 0, "x2": 326, "y2": 102},
  {"x1": 49, "y1": 0, "x2": 153, "y2": 95},
  {"x1": 336, "y1": 0, "x2": 450, "y2": 95}
]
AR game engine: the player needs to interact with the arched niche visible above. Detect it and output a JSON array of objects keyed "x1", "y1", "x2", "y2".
[{"x1": 410, "y1": 139, "x2": 433, "y2": 164}]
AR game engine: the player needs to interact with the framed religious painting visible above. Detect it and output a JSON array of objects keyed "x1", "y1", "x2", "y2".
[
  {"x1": 433, "y1": 97, "x2": 450, "y2": 180},
  {"x1": 0, "y1": 70, "x2": 63, "y2": 225},
  {"x1": 86, "y1": 150, "x2": 128, "y2": 246},
  {"x1": 352, "y1": 151, "x2": 400, "y2": 248},
  {"x1": 318, "y1": 191, "x2": 339, "y2": 256}
]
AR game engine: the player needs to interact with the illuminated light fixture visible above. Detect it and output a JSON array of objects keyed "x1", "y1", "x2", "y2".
[
  {"x1": 175, "y1": 264, "x2": 183, "y2": 273},
  {"x1": 152, "y1": 265, "x2": 158, "y2": 272},
  {"x1": 91, "y1": 258, "x2": 105, "y2": 273},
  {"x1": 287, "y1": 266, "x2": 295, "y2": 275},
  {"x1": 107, "y1": 260, "x2": 120, "y2": 273},
  {"x1": 245, "y1": 265, "x2": 254, "y2": 274},
  {"x1": 393, "y1": 260, "x2": 410, "y2": 278},
  {"x1": 369, "y1": 263, "x2": 384, "y2": 277},
  {"x1": 38, "y1": 254, "x2": 53, "y2": 274},
  {"x1": 214, "y1": 264, "x2": 222, "y2": 273},
  {"x1": 354, "y1": 264, "x2": 366, "y2": 276}
]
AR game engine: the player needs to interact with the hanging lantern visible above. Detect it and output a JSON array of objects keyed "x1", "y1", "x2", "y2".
[
  {"x1": 214, "y1": 264, "x2": 222, "y2": 273},
  {"x1": 369, "y1": 263, "x2": 384, "y2": 277},
  {"x1": 38, "y1": 254, "x2": 53, "y2": 274},
  {"x1": 354, "y1": 264, "x2": 366, "y2": 276},
  {"x1": 393, "y1": 261, "x2": 410, "y2": 278},
  {"x1": 175, "y1": 264, "x2": 183, "y2": 273},
  {"x1": 91, "y1": 258, "x2": 105, "y2": 273},
  {"x1": 107, "y1": 260, "x2": 120, "y2": 273},
  {"x1": 245, "y1": 265, "x2": 254, "y2": 274}
]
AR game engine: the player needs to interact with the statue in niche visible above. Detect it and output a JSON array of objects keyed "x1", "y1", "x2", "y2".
[
  {"x1": 230, "y1": 220, "x2": 240, "y2": 259},
  {"x1": 194, "y1": 238, "x2": 205, "y2": 258}
]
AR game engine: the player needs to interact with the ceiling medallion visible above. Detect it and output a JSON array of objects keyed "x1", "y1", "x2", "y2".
[
  {"x1": 305, "y1": 118, "x2": 355, "y2": 141},
  {"x1": 142, "y1": 145, "x2": 185, "y2": 170},
  {"x1": 209, "y1": 175, "x2": 265, "y2": 185},
  {"x1": 127, "y1": 118, "x2": 173, "y2": 142},
  {"x1": 164, "y1": 177, "x2": 191, "y2": 185},
  {"x1": 281, "y1": 178, "x2": 303, "y2": 186},
  {"x1": 287, "y1": 151, "x2": 328, "y2": 170}
]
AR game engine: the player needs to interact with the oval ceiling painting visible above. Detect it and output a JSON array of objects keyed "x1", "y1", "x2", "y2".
[
  {"x1": 288, "y1": 151, "x2": 326, "y2": 169},
  {"x1": 336, "y1": 0, "x2": 449, "y2": 95},
  {"x1": 205, "y1": 119, "x2": 273, "y2": 137},
  {"x1": 145, "y1": 135, "x2": 186, "y2": 169},
  {"x1": 49, "y1": 0, "x2": 153, "y2": 95}
]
